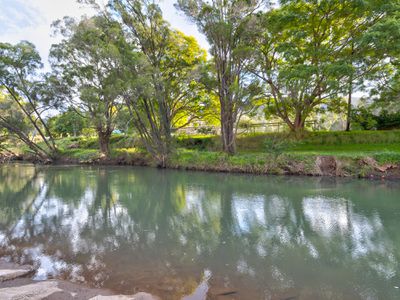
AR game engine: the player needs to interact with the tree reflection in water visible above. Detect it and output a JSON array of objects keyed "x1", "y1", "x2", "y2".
[{"x1": 0, "y1": 164, "x2": 399, "y2": 299}]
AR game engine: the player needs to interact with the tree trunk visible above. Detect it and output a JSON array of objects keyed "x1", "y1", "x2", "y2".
[
  {"x1": 98, "y1": 128, "x2": 111, "y2": 157},
  {"x1": 292, "y1": 111, "x2": 305, "y2": 137},
  {"x1": 346, "y1": 78, "x2": 353, "y2": 132},
  {"x1": 220, "y1": 102, "x2": 236, "y2": 155},
  {"x1": 0, "y1": 119, "x2": 49, "y2": 160},
  {"x1": 346, "y1": 42, "x2": 355, "y2": 132}
]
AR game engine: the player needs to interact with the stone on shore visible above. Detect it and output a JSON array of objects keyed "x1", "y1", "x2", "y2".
[
  {"x1": 0, "y1": 269, "x2": 34, "y2": 282},
  {"x1": 0, "y1": 261, "x2": 33, "y2": 282},
  {"x1": 0, "y1": 281, "x2": 62, "y2": 300},
  {"x1": 0, "y1": 259, "x2": 159, "y2": 300}
]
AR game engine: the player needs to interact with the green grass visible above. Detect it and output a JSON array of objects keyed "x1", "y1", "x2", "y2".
[
  {"x1": 234, "y1": 130, "x2": 400, "y2": 152},
  {"x1": 289, "y1": 143, "x2": 400, "y2": 162},
  {"x1": 291, "y1": 143, "x2": 400, "y2": 152},
  {"x1": 170, "y1": 149, "x2": 326, "y2": 175},
  {"x1": 173, "y1": 130, "x2": 400, "y2": 152},
  {"x1": 61, "y1": 148, "x2": 100, "y2": 160}
]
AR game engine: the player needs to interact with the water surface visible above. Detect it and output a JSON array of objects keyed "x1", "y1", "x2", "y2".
[{"x1": 0, "y1": 164, "x2": 399, "y2": 299}]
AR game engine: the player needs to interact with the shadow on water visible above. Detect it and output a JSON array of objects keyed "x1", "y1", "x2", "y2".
[{"x1": 0, "y1": 164, "x2": 400, "y2": 299}]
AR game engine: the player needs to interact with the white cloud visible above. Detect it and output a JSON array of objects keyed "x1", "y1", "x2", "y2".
[
  {"x1": 0, "y1": 0, "x2": 209, "y2": 69},
  {"x1": 0, "y1": 0, "x2": 96, "y2": 68},
  {"x1": 159, "y1": 1, "x2": 208, "y2": 50}
]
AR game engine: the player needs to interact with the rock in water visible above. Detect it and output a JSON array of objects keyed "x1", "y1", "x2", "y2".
[{"x1": 90, "y1": 292, "x2": 160, "y2": 300}]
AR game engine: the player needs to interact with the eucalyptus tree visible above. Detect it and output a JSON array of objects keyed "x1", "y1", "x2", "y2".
[
  {"x1": 110, "y1": 0, "x2": 208, "y2": 166},
  {"x1": 0, "y1": 104, "x2": 14, "y2": 157},
  {"x1": 373, "y1": 68, "x2": 400, "y2": 112},
  {"x1": 50, "y1": 15, "x2": 126, "y2": 157},
  {"x1": 339, "y1": 0, "x2": 400, "y2": 131},
  {"x1": 0, "y1": 90, "x2": 35, "y2": 156},
  {"x1": 362, "y1": 1, "x2": 400, "y2": 112},
  {"x1": 251, "y1": 0, "x2": 398, "y2": 133},
  {"x1": 176, "y1": 0, "x2": 264, "y2": 154},
  {"x1": 0, "y1": 42, "x2": 58, "y2": 159},
  {"x1": 47, "y1": 108, "x2": 87, "y2": 138}
]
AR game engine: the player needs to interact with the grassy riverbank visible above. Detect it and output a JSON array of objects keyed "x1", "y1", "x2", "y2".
[{"x1": 3, "y1": 130, "x2": 400, "y2": 179}]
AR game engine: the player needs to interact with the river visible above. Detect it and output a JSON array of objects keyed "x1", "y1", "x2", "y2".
[{"x1": 0, "y1": 163, "x2": 399, "y2": 299}]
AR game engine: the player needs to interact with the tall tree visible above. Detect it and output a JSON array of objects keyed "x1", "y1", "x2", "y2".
[
  {"x1": 362, "y1": 1, "x2": 400, "y2": 112},
  {"x1": 251, "y1": 0, "x2": 397, "y2": 133},
  {"x1": 50, "y1": 15, "x2": 125, "y2": 157},
  {"x1": 111, "y1": 0, "x2": 208, "y2": 166},
  {"x1": 0, "y1": 42, "x2": 58, "y2": 160},
  {"x1": 341, "y1": 0, "x2": 400, "y2": 131},
  {"x1": 47, "y1": 108, "x2": 87, "y2": 138},
  {"x1": 177, "y1": 0, "x2": 264, "y2": 154}
]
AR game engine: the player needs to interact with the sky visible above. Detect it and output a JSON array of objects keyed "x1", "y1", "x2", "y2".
[{"x1": 0, "y1": 0, "x2": 209, "y2": 68}]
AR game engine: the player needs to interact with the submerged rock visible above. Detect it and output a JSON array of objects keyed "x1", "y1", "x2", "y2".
[{"x1": 90, "y1": 292, "x2": 160, "y2": 300}]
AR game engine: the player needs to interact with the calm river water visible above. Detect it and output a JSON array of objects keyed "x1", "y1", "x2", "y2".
[{"x1": 0, "y1": 163, "x2": 399, "y2": 299}]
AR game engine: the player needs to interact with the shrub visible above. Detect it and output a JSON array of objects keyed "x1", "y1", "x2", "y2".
[
  {"x1": 351, "y1": 107, "x2": 400, "y2": 130},
  {"x1": 196, "y1": 126, "x2": 217, "y2": 135},
  {"x1": 175, "y1": 135, "x2": 216, "y2": 150},
  {"x1": 351, "y1": 107, "x2": 377, "y2": 130},
  {"x1": 264, "y1": 136, "x2": 294, "y2": 157},
  {"x1": 376, "y1": 111, "x2": 400, "y2": 130}
]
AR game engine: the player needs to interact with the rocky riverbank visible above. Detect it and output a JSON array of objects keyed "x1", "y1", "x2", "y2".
[{"x1": 0, "y1": 259, "x2": 159, "y2": 300}]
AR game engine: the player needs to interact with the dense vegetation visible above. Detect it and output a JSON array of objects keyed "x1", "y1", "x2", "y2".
[{"x1": 1, "y1": 0, "x2": 400, "y2": 174}]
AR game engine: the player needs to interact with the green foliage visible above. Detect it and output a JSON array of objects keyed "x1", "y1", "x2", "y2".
[
  {"x1": 109, "y1": 0, "x2": 210, "y2": 165},
  {"x1": 48, "y1": 109, "x2": 86, "y2": 138},
  {"x1": 351, "y1": 107, "x2": 400, "y2": 130},
  {"x1": 251, "y1": 0, "x2": 400, "y2": 132},
  {"x1": 175, "y1": 135, "x2": 216, "y2": 151},
  {"x1": 293, "y1": 130, "x2": 400, "y2": 146},
  {"x1": 195, "y1": 126, "x2": 216, "y2": 135},
  {"x1": 177, "y1": 0, "x2": 264, "y2": 154},
  {"x1": 0, "y1": 42, "x2": 58, "y2": 159},
  {"x1": 114, "y1": 108, "x2": 135, "y2": 134},
  {"x1": 50, "y1": 15, "x2": 126, "y2": 156},
  {"x1": 62, "y1": 148, "x2": 100, "y2": 160},
  {"x1": 264, "y1": 136, "x2": 294, "y2": 158},
  {"x1": 0, "y1": 90, "x2": 30, "y2": 135},
  {"x1": 373, "y1": 151, "x2": 400, "y2": 164},
  {"x1": 351, "y1": 107, "x2": 378, "y2": 130},
  {"x1": 376, "y1": 111, "x2": 400, "y2": 129},
  {"x1": 73, "y1": 134, "x2": 129, "y2": 149}
]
